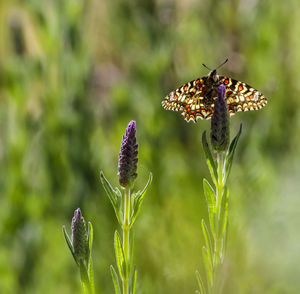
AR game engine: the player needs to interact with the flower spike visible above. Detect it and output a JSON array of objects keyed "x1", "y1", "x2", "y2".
[
  {"x1": 118, "y1": 120, "x2": 138, "y2": 188},
  {"x1": 210, "y1": 84, "x2": 230, "y2": 152}
]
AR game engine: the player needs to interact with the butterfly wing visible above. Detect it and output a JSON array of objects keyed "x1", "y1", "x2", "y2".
[
  {"x1": 162, "y1": 75, "x2": 267, "y2": 122},
  {"x1": 219, "y1": 76, "x2": 268, "y2": 115},
  {"x1": 161, "y1": 76, "x2": 217, "y2": 122}
]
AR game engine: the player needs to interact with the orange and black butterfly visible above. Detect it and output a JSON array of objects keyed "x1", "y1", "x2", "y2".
[{"x1": 161, "y1": 59, "x2": 267, "y2": 122}]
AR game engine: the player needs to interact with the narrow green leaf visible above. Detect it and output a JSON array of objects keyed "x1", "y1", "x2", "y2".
[
  {"x1": 88, "y1": 222, "x2": 93, "y2": 258},
  {"x1": 202, "y1": 131, "x2": 217, "y2": 185},
  {"x1": 110, "y1": 265, "x2": 121, "y2": 294},
  {"x1": 218, "y1": 187, "x2": 229, "y2": 263},
  {"x1": 88, "y1": 257, "x2": 95, "y2": 294},
  {"x1": 224, "y1": 124, "x2": 242, "y2": 184},
  {"x1": 100, "y1": 171, "x2": 122, "y2": 224},
  {"x1": 201, "y1": 220, "x2": 213, "y2": 263},
  {"x1": 220, "y1": 227, "x2": 228, "y2": 263},
  {"x1": 86, "y1": 223, "x2": 95, "y2": 293},
  {"x1": 129, "y1": 232, "x2": 134, "y2": 273},
  {"x1": 202, "y1": 247, "x2": 213, "y2": 288},
  {"x1": 114, "y1": 231, "x2": 125, "y2": 279},
  {"x1": 203, "y1": 179, "x2": 216, "y2": 209},
  {"x1": 130, "y1": 173, "x2": 152, "y2": 227},
  {"x1": 203, "y1": 179, "x2": 216, "y2": 237},
  {"x1": 100, "y1": 171, "x2": 117, "y2": 205},
  {"x1": 219, "y1": 188, "x2": 229, "y2": 238},
  {"x1": 115, "y1": 187, "x2": 123, "y2": 220},
  {"x1": 195, "y1": 270, "x2": 206, "y2": 294},
  {"x1": 62, "y1": 226, "x2": 78, "y2": 265},
  {"x1": 131, "y1": 268, "x2": 137, "y2": 294}
]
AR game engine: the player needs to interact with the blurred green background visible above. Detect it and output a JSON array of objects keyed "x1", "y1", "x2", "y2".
[{"x1": 0, "y1": 0, "x2": 300, "y2": 293}]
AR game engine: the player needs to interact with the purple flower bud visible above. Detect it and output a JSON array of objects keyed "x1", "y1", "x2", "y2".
[
  {"x1": 71, "y1": 208, "x2": 89, "y2": 264},
  {"x1": 118, "y1": 121, "x2": 138, "y2": 188},
  {"x1": 210, "y1": 84, "x2": 230, "y2": 152}
]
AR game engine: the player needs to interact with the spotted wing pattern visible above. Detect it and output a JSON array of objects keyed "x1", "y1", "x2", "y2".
[
  {"x1": 220, "y1": 76, "x2": 267, "y2": 116},
  {"x1": 161, "y1": 75, "x2": 267, "y2": 122}
]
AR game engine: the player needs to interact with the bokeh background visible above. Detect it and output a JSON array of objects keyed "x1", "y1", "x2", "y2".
[{"x1": 0, "y1": 0, "x2": 300, "y2": 293}]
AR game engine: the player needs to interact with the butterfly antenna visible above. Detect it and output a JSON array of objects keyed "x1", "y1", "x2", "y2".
[
  {"x1": 202, "y1": 63, "x2": 211, "y2": 70},
  {"x1": 216, "y1": 58, "x2": 228, "y2": 70}
]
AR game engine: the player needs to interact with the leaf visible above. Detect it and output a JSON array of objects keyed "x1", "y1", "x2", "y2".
[
  {"x1": 202, "y1": 247, "x2": 213, "y2": 288},
  {"x1": 202, "y1": 131, "x2": 217, "y2": 185},
  {"x1": 110, "y1": 265, "x2": 121, "y2": 294},
  {"x1": 131, "y1": 267, "x2": 137, "y2": 294},
  {"x1": 87, "y1": 223, "x2": 95, "y2": 293},
  {"x1": 203, "y1": 179, "x2": 216, "y2": 237},
  {"x1": 219, "y1": 187, "x2": 229, "y2": 239},
  {"x1": 129, "y1": 231, "x2": 134, "y2": 273},
  {"x1": 224, "y1": 124, "x2": 242, "y2": 184},
  {"x1": 195, "y1": 270, "x2": 206, "y2": 294},
  {"x1": 201, "y1": 220, "x2": 212, "y2": 263},
  {"x1": 88, "y1": 257, "x2": 95, "y2": 294},
  {"x1": 100, "y1": 171, "x2": 122, "y2": 224},
  {"x1": 114, "y1": 231, "x2": 126, "y2": 279},
  {"x1": 130, "y1": 173, "x2": 152, "y2": 227},
  {"x1": 218, "y1": 187, "x2": 229, "y2": 263},
  {"x1": 88, "y1": 222, "x2": 93, "y2": 258},
  {"x1": 62, "y1": 226, "x2": 78, "y2": 265},
  {"x1": 220, "y1": 227, "x2": 228, "y2": 263}
]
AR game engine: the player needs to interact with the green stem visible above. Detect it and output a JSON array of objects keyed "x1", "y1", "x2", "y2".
[
  {"x1": 81, "y1": 280, "x2": 92, "y2": 294},
  {"x1": 80, "y1": 263, "x2": 93, "y2": 294},
  {"x1": 212, "y1": 152, "x2": 225, "y2": 292},
  {"x1": 216, "y1": 152, "x2": 225, "y2": 227},
  {"x1": 122, "y1": 187, "x2": 131, "y2": 294}
]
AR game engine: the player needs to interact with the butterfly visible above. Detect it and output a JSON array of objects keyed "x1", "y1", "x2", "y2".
[{"x1": 161, "y1": 59, "x2": 267, "y2": 122}]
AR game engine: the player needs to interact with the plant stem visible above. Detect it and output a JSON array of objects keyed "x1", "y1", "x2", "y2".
[
  {"x1": 80, "y1": 263, "x2": 93, "y2": 294},
  {"x1": 213, "y1": 152, "x2": 225, "y2": 292},
  {"x1": 216, "y1": 152, "x2": 225, "y2": 230},
  {"x1": 122, "y1": 187, "x2": 131, "y2": 294}
]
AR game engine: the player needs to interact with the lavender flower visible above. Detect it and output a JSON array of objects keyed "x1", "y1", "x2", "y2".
[
  {"x1": 118, "y1": 120, "x2": 138, "y2": 188},
  {"x1": 210, "y1": 84, "x2": 230, "y2": 152},
  {"x1": 71, "y1": 208, "x2": 89, "y2": 264}
]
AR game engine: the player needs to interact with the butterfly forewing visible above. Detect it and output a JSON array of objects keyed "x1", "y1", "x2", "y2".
[{"x1": 162, "y1": 73, "x2": 267, "y2": 122}]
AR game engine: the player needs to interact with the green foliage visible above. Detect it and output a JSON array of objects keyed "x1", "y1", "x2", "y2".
[
  {"x1": 202, "y1": 131, "x2": 218, "y2": 185},
  {"x1": 203, "y1": 179, "x2": 216, "y2": 238},
  {"x1": 100, "y1": 172, "x2": 123, "y2": 225},
  {"x1": 63, "y1": 218, "x2": 95, "y2": 294},
  {"x1": 114, "y1": 231, "x2": 126, "y2": 280},
  {"x1": 196, "y1": 270, "x2": 206, "y2": 294},
  {"x1": 130, "y1": 173, "x2": 152, "y2": 228},
  {"x1": 101, "y1": 129, "x2": 151, "y2": 294},
  {"x1": 198, "y1": 127, "x2": 242, "y2": 294},
  {"x1": 110, "y1": 265, "x2": 121, "y2": 294},
  {"x1": 101, "y1": 170, "x2": 151, "y2": 294},
  {"x1": 224, "y1": 125, "x2": 242, "y2": 184}
]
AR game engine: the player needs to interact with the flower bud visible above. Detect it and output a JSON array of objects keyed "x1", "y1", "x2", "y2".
[
  {"x1": 71, "y1": 208, "x2": 89, "y2": 264},
  {"x1": 210, "y1": 84, "x2": 230, "y2": 152},
  {"x1": 118, "y1": 120, "x2": 138, "y2": 188}
]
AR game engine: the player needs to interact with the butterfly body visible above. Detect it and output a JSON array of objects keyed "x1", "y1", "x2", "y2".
[{"x1": 162, "y1": 69, "x2": 267, "y2": 122}]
